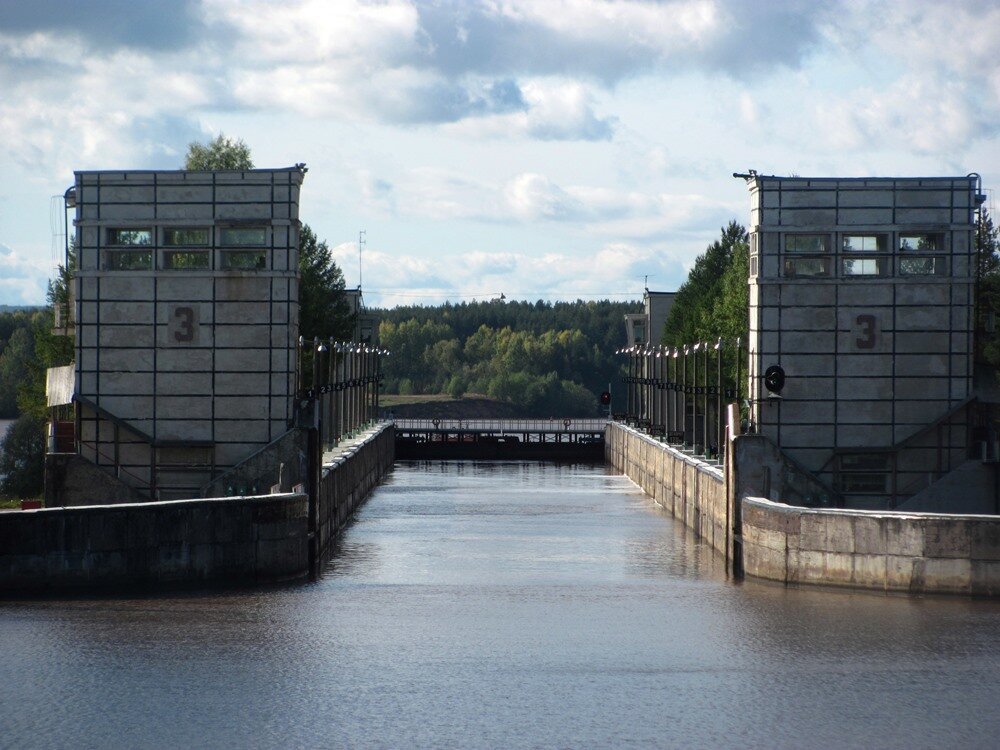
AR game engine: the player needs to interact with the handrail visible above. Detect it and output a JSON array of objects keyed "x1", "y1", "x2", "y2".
[{"x1": 393, "y1": 418, "x2": 609, "y2": 432}]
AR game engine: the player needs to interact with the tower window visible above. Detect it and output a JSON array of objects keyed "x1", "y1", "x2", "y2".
[{"x1": 783, "y1": 234, "x2": 831, "y2": 277}]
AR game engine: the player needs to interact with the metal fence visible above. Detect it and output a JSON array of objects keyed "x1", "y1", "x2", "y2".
[
  {"x1": 616, "y1": 337, "x2": 746, "y2": 460},
  {"x1": 297, "y1": 338, "x2": 389, "y2": 450},
  {"x1": 393, "y1": 418, "x2": 608, "y2": 433}
]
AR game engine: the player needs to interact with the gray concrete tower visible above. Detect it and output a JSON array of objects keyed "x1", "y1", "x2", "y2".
[
  {"x1": 71, "y1": 167, "x2": 305, "y2": 499},
  {"x1": 745, "y1": 174, "x2": 980, "y2": 509}
]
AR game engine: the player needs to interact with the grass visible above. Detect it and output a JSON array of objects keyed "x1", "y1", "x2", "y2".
[
  {"x1": 380, "y1": 393, "x2": 459, "y2": 407},
  {"x1": 0, "y1": 497, "x2": 23, "y2": 509}
]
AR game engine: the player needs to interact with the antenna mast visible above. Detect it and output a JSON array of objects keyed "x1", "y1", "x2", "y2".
[{"x1": 358, "y1": 229, "x2": 366, "y2": 290}]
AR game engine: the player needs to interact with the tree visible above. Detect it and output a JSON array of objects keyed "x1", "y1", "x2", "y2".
[
  {"x1": 0, "y1": 415, "x2": 45, "y2": 499},
  {"x1": 298, "y1": 225, "x2": 354, "y2": 341},
  {"x1": 661, "y1": 221, "x2": 748, "y2": 346},
  {"x1": 976, "y1": 209, "x2": 1000, "y2": 375},
  {"x1": 698, "y1": 230, "x2": 750, "y2": 342},
  {"x1": 184, "y1": 134, "x2": 254, "y2": 170},
  {"x1": 0, "y1": 327, "x2": 34, "y2": 418}
]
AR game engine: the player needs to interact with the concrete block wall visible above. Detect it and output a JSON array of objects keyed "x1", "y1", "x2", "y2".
[
  {"x1": 0, "y1": 493, "x2": 309, "y2": 593},
  {"x1": 607, "y1": 422, "x2": 1000, "y2": 596},
  {"x1": 605, "y1": 422, "x2": 730, "y2": 559},
  {"x1": 742, "y1": 496, "x2": 1000, "y2": 595},
  {"x1": 72, "y1": 168, "x2": 305, "y2": 499},
  {"x1": 316, "y1": 423, "x2": 395, "y2": 561},
  {"x1": 746, "y1": 176, "x2": 978, "y2": 508}
]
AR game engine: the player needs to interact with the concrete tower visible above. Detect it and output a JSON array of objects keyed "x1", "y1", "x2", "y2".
[
  {"x1": 745, "y1": 174, "x2": 982, "y2": 509},
  {"x1": 69, "y1": 166, "x2": 305, "y2": 500}
]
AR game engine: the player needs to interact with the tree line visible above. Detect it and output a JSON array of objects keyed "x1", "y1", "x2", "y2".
[{"x1": 377, "y1": 299, "x2": 640, "y2": 416}]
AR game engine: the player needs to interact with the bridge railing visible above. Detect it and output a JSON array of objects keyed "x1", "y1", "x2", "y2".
[
  {"x1": 393, "y1": 418, "x2": 608, "y2": 433},
  {"x1": 615, "y1": 337, "x2": 747, "y2": 462}
]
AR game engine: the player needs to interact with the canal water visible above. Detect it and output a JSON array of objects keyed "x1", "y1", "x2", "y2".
[{"x1": 2, "y1": 461, "x2": 1000, "y2": 749}]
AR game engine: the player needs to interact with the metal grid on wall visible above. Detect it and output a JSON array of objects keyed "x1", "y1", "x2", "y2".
[
  {"x1": 73, "y1": 168, "x2": 305, "y2": 499},
  {"x1": 746, "y1": 176, "x2": 979, "y2": 509}
]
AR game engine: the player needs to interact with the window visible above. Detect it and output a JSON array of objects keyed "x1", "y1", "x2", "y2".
[
  {"x1": 105, "y1": 250, "x2": 152, "y2": 270},
  {"x1": 164, "y1": 228, "x2": 210, "y2": 246},
  {"x1": 107, "y1": 228, "x2": 152, "y2": 246},
  {"x1": 220, "y1": 227, "x2": 267, "y2": 246},
  {"x1": 835, "y1": 453, "x2": 890, "y2": 495},
  {"x1": 783, "y1": 234, "x2": 831, "y2": 277},
  {"x1": 221, "y1": 250, "x2": 266, "y2": 270},
  {"x1": 899, "y1": 233, "x2": 946, "y2": 277},
  {"x1": 164, "y1": 251, "x2": 210, "y2": 270},
  {"x1": 840, "y1": 233, "x2": 889, "y2": 277},
  {"x1": 842, "y1": 257, "x2": 888, "y2": 276},
  {"x1": 786, "y1": 234, "x2": 830, "y2": 253},
  {"x1": 842, "y1": 235, "x2": 887, "y2": 253}
]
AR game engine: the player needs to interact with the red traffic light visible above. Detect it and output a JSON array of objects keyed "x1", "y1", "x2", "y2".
[{"x1": 600, "y1": 391, "x2": 612, "y2": 405}]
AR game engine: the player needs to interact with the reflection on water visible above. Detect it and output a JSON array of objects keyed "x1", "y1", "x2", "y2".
[{"x1": 2, "y1": 461, "x2": 1000, "y2": 749}]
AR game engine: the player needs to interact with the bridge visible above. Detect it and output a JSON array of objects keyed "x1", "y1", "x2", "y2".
[{"x1": 393, "y1": 418, "x2": 607, "y2": 460}]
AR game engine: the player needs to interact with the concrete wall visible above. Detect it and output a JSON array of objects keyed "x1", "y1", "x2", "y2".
[
  {"x1": 316, "y1": 423, "x2": 395, "y2": 561},
  {"x1": 2, "y1": 423, "x2": 395, "y2": 593},
  {"x1": 44, "y1": 453, "x2": 145, "y2": 507},
  {"x1": 606, "y1": 422, "x2": 731, "y2": 560},
  {"x1": 742, "y1": 496, "x2": 1000, "y2": 595},
  {"x1": 609, "y1": 421, "x2": 1000, "y2": 596},
  {"x1": 0, "y1": 492, "x2": 309, "y2": 593},
  {"x1": 746, "y1": 176, "x2": 978, "y2": 508}
]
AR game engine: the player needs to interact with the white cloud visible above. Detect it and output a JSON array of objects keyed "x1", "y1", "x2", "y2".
[
  {"x1": 812, "y1": 0, "x2": 1000, "y2": 154},
  {"x1": 340, "y1": 237, "x2": 691, "y2": 308},
  {"x1": 504, "y1": 173, "x2": 583, "y2": 221},
  {"x1": 815, "y1": 75, "x2": 992, "y2": 155},
  {"x1": 0, "y1": 243, "x2": 51, "y2": 306}
]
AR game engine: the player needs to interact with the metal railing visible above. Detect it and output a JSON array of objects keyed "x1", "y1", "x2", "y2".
[
  {"x1": 298, "y1": 338, "x2": 389, "y2": 450},
  {"x1": 616, "y1": 337, "x2": 747, "y2": 460},
  {"x1": 393, "y1": 418, "x2": 608, "y2": 433}
]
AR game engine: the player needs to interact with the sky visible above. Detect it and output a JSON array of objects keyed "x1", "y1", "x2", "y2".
[{"x1": 0, "y1": 0, "x2": 998, "y2": 308}]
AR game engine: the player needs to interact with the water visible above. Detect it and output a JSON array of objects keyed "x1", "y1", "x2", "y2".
[{"x1": 2, "y1": 461, "x2": 999, "y2": 749}]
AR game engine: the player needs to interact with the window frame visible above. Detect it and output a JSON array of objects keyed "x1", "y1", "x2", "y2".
[
  {"x1": 106, "y1": 228, "x2": 153, "y2": 247},
  {"x1": 898, "y1": 232, "x2": 947, "y2": 277},
  {"x1": 839, "y1": 232, "x2": 890, "y2": 278},
  {"x1": 782, "y1": 233, "x2": 832, "y2": 278}
]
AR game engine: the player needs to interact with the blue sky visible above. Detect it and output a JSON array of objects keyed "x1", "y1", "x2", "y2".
[{"x1": 0, "y1": 0, "x2": 997, "y2": 307}]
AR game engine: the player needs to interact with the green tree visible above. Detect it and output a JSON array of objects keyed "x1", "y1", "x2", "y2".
[
  {"x1": 184, "y1": 134, "x2": 254, "y2": 170},
  {"x1": 298, "y1": 225, "x2": 354, "y2": 341},
  {"x1": 0, "y1": 327, "x2": 34, "y2": 418},
  {"x1": 662, "y1": 221, "x2": 748, "y2": 346},
  {"x1": 0, "y1": 415, "x2": 45, "y2": 499},
  {"x1": 977, "y1": 210, "x2": 1000, "y2": 375},
  {"x1": 698, "y1": 230, "x2": 750, "y2": 342}
]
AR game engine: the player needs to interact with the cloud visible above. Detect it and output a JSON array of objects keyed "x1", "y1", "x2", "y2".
[
  {"x1": 352, "y1": 166, "x2": 735, "y2": 239},
  {"x1": 811, "y1": 0, "x2": 1000, "y2": 154},
  {"x1": 504, "y1": 173, "x2": 584, "y2": 221},
  {"x1": 0, "y1": 0, "x2": 204, "y2": 51},
  {"x1": 337, "y1": 238, "x2": 693, "y2": 308},
  {"x1": 412, "y1": 0, "x2": 828, "y2": 83},
  {"x1": 815, "y1": 75, "x2": 996, "y2": 155},
  {"x1": 0, "y1": 243, "x2": 51, "y2": 305}
]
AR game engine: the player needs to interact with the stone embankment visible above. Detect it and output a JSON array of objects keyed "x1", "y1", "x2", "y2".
[
  {"x1": 607, "y1": 421, "x2": 1000, "y2": 596},
  {"x1": 0, "y1": 423, "x2": 394, "y2": 593},
  {"x1": 742, "y1": 497, "x2": 1000, "y2": 596}
]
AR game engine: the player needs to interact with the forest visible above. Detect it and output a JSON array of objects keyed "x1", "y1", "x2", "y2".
[{"x1": 376, "y1": 299, "x2": 640, "y2": 416}]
